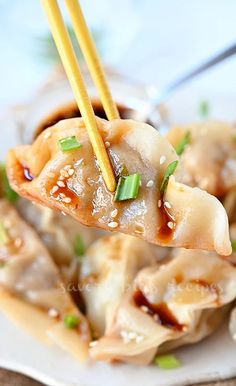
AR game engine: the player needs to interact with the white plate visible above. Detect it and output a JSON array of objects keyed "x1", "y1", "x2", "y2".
[
  {"x1": 1, "y1": 85, "x2": 236, "y2": 386},
  {"x1": 0, "y1": 314, "x2": 236, "y2": 386}
]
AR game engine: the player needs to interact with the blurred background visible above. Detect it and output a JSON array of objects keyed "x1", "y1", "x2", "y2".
[{"x1": 1, "y1": 0, "x2": 236, "y2": 121}]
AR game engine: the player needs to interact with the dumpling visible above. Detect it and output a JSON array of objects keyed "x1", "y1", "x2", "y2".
[
  {"x1": 80, "y1": 233, "x2": 165, "y2": 337},
  {"x1": 166, "y1": 121, "x2": 236, "y2": 197},
  {"x1": 90, "y1": 248, "x2": 236, "y2": 365},
  {"x1": 0, "y1": 199, "x2": 90, "y2": 361},
  {"x1": 229, "y1": 307, "x2": 236, "y2": 341},
  {"x1": 16, "y1": 198, "x2": 105, "y2": 284},
  {"x1": 223, "y1": 188, "x2": 236, "y2": 224},
  {"x1": 7, "y1": 117, "x2": 231, "y2": 255}
]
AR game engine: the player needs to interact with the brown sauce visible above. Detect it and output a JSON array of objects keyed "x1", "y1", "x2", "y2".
[
  {"x1": 133, "y1": 289, "x2": 185, "y2": 332},
  {"x1": 47, "y1": 176, "x2": 80, "y2": 208},
  {"x1": 34, "y1": 100, "x2": 134, "y2": 139},
  {"x1": 158, "y1": 202, "x2": 175, "y2": 242}
]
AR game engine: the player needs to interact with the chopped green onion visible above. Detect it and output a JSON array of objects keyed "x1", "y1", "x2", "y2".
[
  {"x1": 175, "y1": 131, "x2": 191, "y2": 156},
  {"x1": 231, "y1": 240, "x2": 236, "y2": 252},
  {"x1": 58, "y1": 136, "x2": 82, "y2": 152},
  {"x1": 154, "y1": 354, "x2": 181, "y2": 370},
  {"x1": 74, "y1": 235, "x2": 85, "y2": 258},
  {"x1": 198, "y1": 100, "x2": 209, "y2": 118},
  {"x1": 160, "y1": 161, "x2": 178, "y2": 195},
  {"x1": 0, "y1": 223, "x2": 9, "y2": 246},
  {"x1": 63, "y1": 314, "x2": 80, "y2": 329},
  {"x1": 0, "y1": 163, "x2": 18, "y2": 203},
  {"x1": 114, "y1": 173, "x2": 141, "y2": 202}
]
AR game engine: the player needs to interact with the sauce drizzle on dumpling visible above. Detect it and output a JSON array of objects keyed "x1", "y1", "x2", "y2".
[{"x1": 133, "y1": 289, "x2": 185, "y2": 332}]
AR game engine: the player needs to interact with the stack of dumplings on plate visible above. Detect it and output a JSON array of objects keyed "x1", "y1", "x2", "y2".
[{"x1": 0, "y1": 117, "x2": 235, "y2": 364}]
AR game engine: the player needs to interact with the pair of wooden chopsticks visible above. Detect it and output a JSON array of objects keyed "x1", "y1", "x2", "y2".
[{"x1": 41, "y1": 0, "x2": 119, "y2": 192}]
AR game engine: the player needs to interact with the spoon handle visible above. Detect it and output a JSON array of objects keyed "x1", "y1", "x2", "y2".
[{"x1": 155, "y1": 42, "x2": 236, "y2": 105}]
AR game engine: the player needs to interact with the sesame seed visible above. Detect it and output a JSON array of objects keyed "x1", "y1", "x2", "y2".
[
  {"x1": 57, "y1": 180, "x2": 65, "y2": 188},
  {"x1": 44, "y1": 131, "x2": 51, "y2": 139},
  {"x1": 108, "y1": 221, "x2": 118, "y2": 228},
  {"x1": 164, "y1": 201, "x2": 171, "y2": 209},
  {"x1": 105, "y1": 141, "x2": 110, "y2": 148},
  {"x1": 160, "y1": 155, "x2": 166, "y2": 165},
  {"x1": 120, "y1": 330, "x2": 143, "y2": 344},
  {"x1": 59, "y1": 175, "x2": 65, "y2": 181},
  {"x1": 140, "y1": 305, "x2": 149, "y2": 313},
  {"x1": 61, "y1": 211, "x2": 66, "y2": 216},
  {"x1": 48, "y1": 308, "x2": 59, "y2": 318},
  {"x1": 120, "y1": 330, "x2": 129, "y2": 343},
  {"x1": 158, "y1": 199, "x2": 162, "y2": 208},
  {"x1": 136, "y1": 335, "x2": 144, "y2": 343},
  {"x1": 111, "y1": 209, "x2": 118, "y2": 218},
  {"x1": 89, "y1": 340, "x2": 98, "y2": 347},
  {"x1": 167, "y1": 221, "x2": 174, "y2": 229},
  {"x1": 51, "y1": 186, "x2": 59, "y2": 194},
  {"x1": 60, "y1": 170, "x2": 69, "y2": 178},
  {"x1": 146, "y1": 180, "x2": 154, "y2": 188},
  {"x1": 68, "y1": 168, "x2": 75, "y2": 176},
  {"x1": 62, "y1": 197, "x2": 72, "y2": 204},
  {"x1": 128, "y1": 332, "x2": 136, "y2": 340},
  {"x1": 59, "y1": 193, "x2": 66, "y2": 198}
]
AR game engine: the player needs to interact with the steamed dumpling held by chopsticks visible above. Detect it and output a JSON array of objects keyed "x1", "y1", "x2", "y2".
[{"x1": 7, "y1": 117, "x2": 231, "y2": 255}]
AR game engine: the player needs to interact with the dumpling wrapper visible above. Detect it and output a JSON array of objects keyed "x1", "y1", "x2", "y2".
[
  {"x1": 160, "y1": 306, "x2": 230, "y2": 354},
  {"x1": 7, "y1": 117, "x2": 231, "y2": 255},
  {"x1": 0, "y1": 200, "x2": 90, "y2": 361},
  {"x1": 166, "y1": 121, "x2": 236, "y2": 197},
  {"x1": 90, "y1": 248, "x2": 236, "y2": 365},
  {"x1": 80, "y1": 233, "x2": 163, "y2": 337},
  {"x1": 229, "y1": 307, "x2": 236, "y2": 342},
  {"x1": 16, "y1": 198, "x2": 105, "y2": 284}
]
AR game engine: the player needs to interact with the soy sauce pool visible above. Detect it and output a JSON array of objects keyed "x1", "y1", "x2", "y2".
[{"x1": 34, "y1": 100, "x2": 138, "y2": 139}]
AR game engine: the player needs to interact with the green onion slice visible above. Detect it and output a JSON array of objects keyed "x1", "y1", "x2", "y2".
[
  {"x1": 0, "y1": 223, "x2": 9, "y2": 246},
  {"x1": 231, "y1": 240, "x2": 236, "y2": 252},
  {"x1": 74, "y1": 234, "x2": 85, "y2": 258},
  {"x1": 58, "y1": 136, "x2": 82, "y2": 152},
  {"x1": 160, "y1": 161, "x2": 178, "y2": 195},
  {"x1": 199, "y1": 100, "x2": 209, "y2": 118},
  {"x1": 154, "y1": 354, "x2": 181, "y2": 370},
  {"x1": 175, "y1": 131, "x2": 191, "y2": 156},
  {"x1": 63, "y1": 314, "x2": 80, "y2": 329},
  {"x1": 114, "y1": 173, "x2": 141, "y2": 202},
  {"x1": 0, "y1": 163, "x2": 18, "y2": 203}
]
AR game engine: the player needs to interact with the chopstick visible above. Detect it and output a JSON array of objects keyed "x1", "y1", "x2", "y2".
[
  {"x1": 41, "y1": 0, "x2": 116, "y2": 192},
  {"x1": 64, "y1": 0, "x2": 120, "y2": 121}
]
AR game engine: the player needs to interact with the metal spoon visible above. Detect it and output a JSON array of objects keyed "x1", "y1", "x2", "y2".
[{"x1": 134, "y1": 42, "x2": 236, "y2": 123}]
